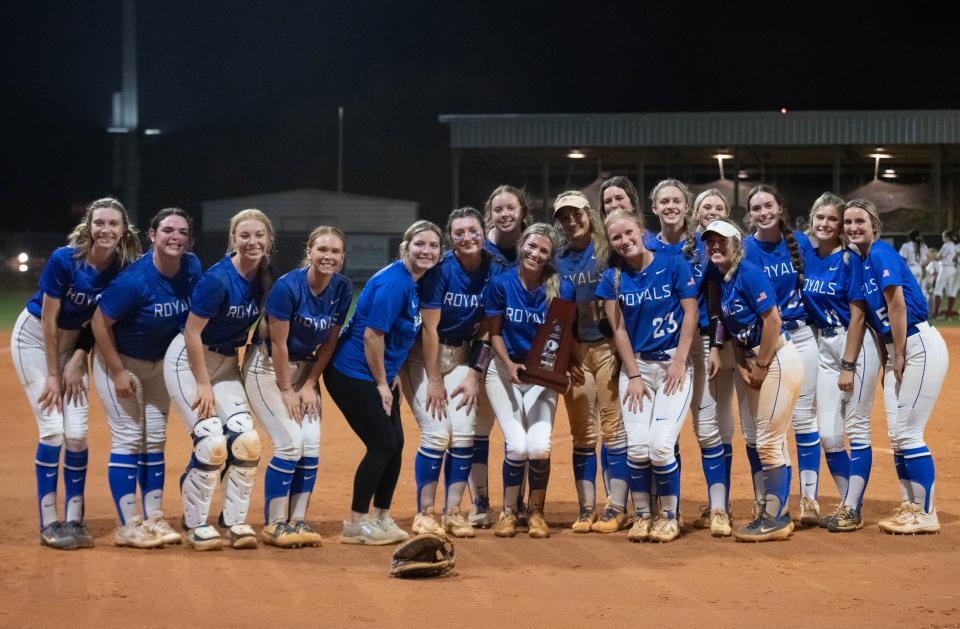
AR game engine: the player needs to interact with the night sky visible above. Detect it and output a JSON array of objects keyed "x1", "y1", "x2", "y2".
[{"x1": 4, "y1": 1, "x2": 958, "y2": 232}]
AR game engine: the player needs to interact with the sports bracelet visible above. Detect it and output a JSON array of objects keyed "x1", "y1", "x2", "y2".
[
  {"x1": 840, "y1": 359, "x2": 857, "y2": 371},
  {"x1": 755, "y1": 358, "x2": 771, "y2": 369},
  {"x1": 628, "y1": 374, "x2": 642, "y2": 380}
]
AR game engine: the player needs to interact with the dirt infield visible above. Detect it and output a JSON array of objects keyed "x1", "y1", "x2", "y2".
[{"x1": 2, "y1": 330, "x2": 960, "y2": 628}]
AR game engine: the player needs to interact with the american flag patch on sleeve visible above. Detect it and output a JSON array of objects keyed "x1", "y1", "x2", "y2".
[
  {"x1": 882, "y1": 269, "x2": 890, "y2": 278},
  {"x1": 757, "y1": 291, "x2": 767, "y2": 301}
]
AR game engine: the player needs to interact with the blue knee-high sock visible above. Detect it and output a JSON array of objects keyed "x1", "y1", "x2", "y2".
[
  {"x1": 502, "y1": 457, "x2": 525, "y2": 512},
  {"x1": 722, "y1": 443, "x2": 734, "y2": 507},
  {"x1": 700, "y1": 444, "x2": 727, "y2": 512},
  {"x1": 893, "y1": 452, "x2": 913, "y2": 503},
  {"x1": 626, "y1": 460, "x2": 652, "y2": 516},
  {"x1": 139, "y1": 452, "x2": 165, "y2": 516},
  {"x1": 414, "y1": 447, "x2": 444, "y2": 512},
  {"x1": 653, "y1": 461, "x2": 681, "y2": 519},
  {"x1": 845, "y1": 443, "x2": 872, "y2": 511},
  {"x1": 902, "y1": 446, "x2": 935, "y2": 513},
  {"x1": 824, "y1": 449, "x2": 850, "y2": 500},
  {"x1": 527, "y1": 458, "x2": 551, "y2": 513},
  {"x1": 444, "y1": 446, "x2": 473, "y2": 512},
  {"x1": 600, "y1": 441, "x2": 610, "y2": 495},
  {"x1": 108, "y1": 452, "x2": 140, "y2": 524},
  {"x1": 35, "y1": 443, "x2": 61, "y2": 529},
  {"x1": 572, "y1": 447, "x2": 597, "y2": 509},
  {"x1": 605, "y1": 447, "x2": 628, "y2": 508},
  {"x1": 745, "y1": 444, "x2": 764, "y2": 503},
  {"x1": 263, "y1": 456, "x2": 296, "y2": 523},
  {"x1": 762, "y1": 464, "x2": 791, "y2": 519},
  {"x1": 469, "y1": 436, "x2": 490, "y2": 501},
  {"x1": 674, "y1": 441, "x2": 682, "y2": 473},
  {"x1": 288, "y1": 455, "x2": 319, "y2": 520},
  {"x1": 796, "y1": 431, "x2": 821, "y2": 500},
  {"x1": 63, "y1": 449, "x2": 88, "y2": 523}
]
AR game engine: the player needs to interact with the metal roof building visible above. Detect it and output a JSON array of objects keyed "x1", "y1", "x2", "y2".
[{"x1": 439, "y1": 110, "x2": 960, "y2": 231}]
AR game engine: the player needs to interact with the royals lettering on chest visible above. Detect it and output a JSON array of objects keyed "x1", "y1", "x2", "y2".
[
  {"x1": 619, "y1": 284, "x2": 672, "y2": 307},
  {"x1": 226, "y1": 303, "x2": 259, "y2": 319},
  {"x1": 444, "y1": 292, "x2": 481, "y2": 308},
  {"x1": 563, "y1": 269, "x2": 600, "y2": 287},
  {"x1": 803, "y1": 277, "x2": 837, "y2": 296},
  {"x1": 65, "y1": 287, "x2": 100, "y2": 308},
  {"x1": 862, "y1": 277, "x2": 880, "y2": 296},
  {"x1": 293, "y1": 313, "x2": 330, "y2": 332},
  {"x1": 723, "y1": 300, "x2": 746, "y2": 317},
  {"x1": 505, "y1": 307, "x2": 544, "y2": 325},
  {"x1": 763, "y1": 261, "x2": 797, "y2": 278},
  {"x1": 153, "y1": 299, "x2": 190, "y2": 317}
]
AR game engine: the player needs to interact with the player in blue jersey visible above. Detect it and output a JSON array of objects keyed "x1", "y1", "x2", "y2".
[
  {"x1": 12, "y1": 197, "x2": 140, "y2": 549},
  {"x1": 801, "y1": 194, "x2": 881, "y2": 532},
  {"x1": 245, "y1": 225, "x2": 352, "y2": 548},
  {"x1": 687, "y1": 189, "x2": 737, "y2": 537},
  {"x1": 399, "y1": 207, "x2": 505, "y2": 538},
  {"x1": 743, "y1": 184, "x2": 822, "y2": 526},
  {"x1": 483, "y1": 185, "x2": 531, "y2": 264},
  {"x1": 551, "y1": 191, "x2": 628, "y2": 535},
  {"x1": 485, "y1": 223, "x2": 576, "y2": 539},
  {"x1": 162, "y1": 209, "x2": 273, "y2": 550},
  {"x1": 92, "y1": 207, "x2": 202, "y2": 548},
  {"x1": 703, "y1": 218, "x2": 803, "y2": 542},
  {"x1": 328, "y1": 220, "x2": 442, "y2": 545},
  {"x1": 843, "y1": 199, "x2": 948, "y2": 534},
  {"x1": 598, "y1": 210, "x2": 698, "y2": 543}
]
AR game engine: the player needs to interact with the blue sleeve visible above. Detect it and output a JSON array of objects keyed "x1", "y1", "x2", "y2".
[
  {"x1": 484, "y1": 276, "x2": 506, "y2": 316},
  {"x1": 796, "y1": 232, "x2": 814, "y2": 256},
  {"x1": 744, "y1": 266, "x2": 776, "y2": 315},
  {"x1": 266, "y1": 278, "x2": 296, "y2": 321},
  {"x1": 559, "y1": 278, "x2": 575, "y2": 301},
  {"x1": 419, "y1": 264, "x2": 447, "y2": 310},
  {"x1": 873, "y1": 245, "x2": 903, "y2": 291},
  {"x1": 366, "y1": 280, "x2": 406, "y2": 332},
  {"x1": 335, "y1": 277, "x2": 353, "y2": 325},
  {"x1": 38, "y1": 249, "x2": 71, "y2": 299},
  {"x1": 98, "y1": 272, "x2": 141, "y2": 322},
  {"x1": 189, "y1": 272, "x2": 227, "y2": 319},
  {"x1": 673, "y1": 258, "x2": 697, "y2": 300},
  {"x1": 595, "y1": 269, "x2": 616, "y2": 300},
  {"x1": 847, "y1": 253, "x2": 865, "y2": 302}
]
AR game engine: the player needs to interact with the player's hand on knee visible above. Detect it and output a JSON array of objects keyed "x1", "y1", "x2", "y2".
[
  {"x1": 61, "y1": 354, "x2": 87, "y2": 407},
  {"x1": 837, "y1": 370, "x2": 853, "y2": 392},
  {"x1": 38, "y1": 375, "x2": 64, "y2": 414},
  {"x1": 426, "y1": 378, "x2": 448, "y2": 420},
  {"x1": 452, "y1": 370, "x2": 480, "y2": 414},
  {"x1": 281, "y1": 387, "x2": 303, "y2": 422},
  {"x1": 748, "y1": 362, "x2": 768, "y2": 389},
  {"x1": 111, "y1": 370, "x2": 137, "y2": 399},
  {"x1": 298, "y1": 385, "x2": 321, "y2": 421},
  {"x1": 191, "y1": 383, "x2": 217, "y2": 419},
  {"x1": 376, "y1": 381, "x2": 394, "y2": 415},
  {"x1": 663, "y1": 361, "x2": 685, "y2": 395},
  {"x1": 623, "y1": 377, "x2": 650, "y2": 414}
]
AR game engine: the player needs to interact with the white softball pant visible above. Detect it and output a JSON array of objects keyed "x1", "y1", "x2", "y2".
[
  {"x1": 883, "y1": 324, "x2": 948, "y2": 452},
  {"x1": 816, "y1": 328, "x2": 881, "y2": 452},
  {"x1": 243, "y1": 344, "x2": 320, "y2": 462},
  {"x1": 11, "y1": 310, "x2": 87, "y2": 449},
  {"x1": 933, "y1": 265, "x2": 958, "y2": 298},
  {"x1": 689, "y1": 335, "x2": 736, "y2": 450},
  {"x1": 619, "y1": 349, "x2": 693, "y2": 466},
  {"x1": 788, "y1": 323, "x2": 818, "y2": 435},
  {"x1": 484, "y1": 356, "x2": 558, "y2": 462},
  {"x1": 399, "y1": 342, "x2": 475, "y2": 452},
  {"x1": 736, "y1": 338, "x2": 802, "y2": 467},
  {"x1": 93, "y1": 349, "x2": 169, "y2": 455}
]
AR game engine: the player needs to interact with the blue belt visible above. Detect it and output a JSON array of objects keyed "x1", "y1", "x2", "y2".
[
  {"x1": 818, "y1": 326, "x2": 842, "y2": 338},
  {"x1": 782, "y1": 320, "x2": 807, "y2": 332},
  {"x1": 640, "y1": 351, "x2": 672, "y2": 361},
  {"x1": 883, "y1": 324, "x2": 921, "y2": 345}
]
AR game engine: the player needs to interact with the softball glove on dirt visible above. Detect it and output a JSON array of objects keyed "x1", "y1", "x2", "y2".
[{"x1": 389, "y1": 532, "x2": 455, "y2": 578}]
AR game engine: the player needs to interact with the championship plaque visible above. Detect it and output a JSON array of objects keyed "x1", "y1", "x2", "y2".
[{"x1": 519, "y1": 298, "x2": 576, "y2": 393}]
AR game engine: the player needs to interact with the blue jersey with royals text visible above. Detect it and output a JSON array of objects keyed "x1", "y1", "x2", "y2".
[
  {"x1": 484, "y1": 239, "x2": 516, "y2": 265},
  {"x1": 98, "y1": 250, "x2": 202, "y2": 361},
  {"x1": 484, "y1": 268, "x2": 574, "y2": 363},
  {"x1": 554, "y1": 241, "x2": 606, "y2": 342},
  {"x1": 853, "y1": 240, "x2": 929, "y2": 338},
  {"x1": 27, "y1": 246, "x2": 121, "y2": 330},
  {"x1": 419, "y1": 250, "x2": 506, "y2": 346},
  {"x1": 188, "y1": 255, "x2": 264, "y2": 352},
  {"x1": 265, "y1": 268, "x2": 352, "y2": 362},
  {"x1": 333, "y1": 260, "x2": 421, "y2": 382},
  {"x1": 801, "y1": 246, "x2": 860, "y2": 330},
  {"x1": 743, "y1": 232, "x2": 812, "y2": 326},
  {"x1": 718, "y1": 259, "x2": 777, "y2": 349},
  {"x1": 595, "y1": 253, "x2": 697, "y2": 353}
]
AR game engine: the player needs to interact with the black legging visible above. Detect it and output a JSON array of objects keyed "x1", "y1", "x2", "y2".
[{"x1": 325, "y1": 366, "x2": 404, "y2": 514}]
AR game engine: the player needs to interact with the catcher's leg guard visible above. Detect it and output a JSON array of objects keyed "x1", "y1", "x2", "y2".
[
  {"x1": 220, "y1": 414, "x2": 260, "y2": 526},
  {"x1": 181, "y1": 417, "x2": 227, "y2": 529}
]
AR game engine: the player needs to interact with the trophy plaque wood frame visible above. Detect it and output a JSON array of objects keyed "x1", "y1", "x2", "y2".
[{"x1": 518, "y1": 298, "x2": 576, "y2": 393}]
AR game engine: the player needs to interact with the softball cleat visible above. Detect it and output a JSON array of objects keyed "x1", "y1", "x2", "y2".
[
  {"x1": 527, "y1": 511, "x2": 550, "y2": 539},
  {"x1": 146, "y1": 512, "x2": 182, "y2": 545},
  {"x1": 879, "y1": 506, "x2": 939, "y2": 535},
  {"x1": 371, "y1": 515, "x2": 409, "y2": 543},
  {"x1": 493, "y1": 510, "x2": 518, "y2": 538},
  {"x1": 468, "y1": 496, "x2": 492, "y2": 529},
  {"x1": 627, "y1": 514, "x2": 652, "y2": 543},
  {"x1": 709, "y1": 509, "x2": 732, "y2": 537},
  {"x1": 226, "y1": 523, "x2": 260, "y2": 549},
  {"x1": 288, "y1": 521, "x2": 322, "y2": 547},
  {"x1": 442, "y1": 511, "x2": 476, "y2": 538},
  {"x1": 590, "y1": 503, "x2": 629, "y2": 533},
  {"x1": 692, "y1": 506, "x2": 711, "y2": 530},
  {"x1": 114, "y1": 516, "x2": 164, "y2": 549},
  {"x1": 826, "y1": 506, "x2": 863, "y2": 533},
  {"x1": 40, "y1": 522, "x2": 79, "y2": 551},
  {"x1": 261, "y1": 521, "x2": 301, "y2": 548},
  {"x1": 339, "y1": 518, "x2": 396, "y2": 546},
  {"x1": 571, "y1": 506, "x2": 597, "y2": 534},
  {"x1": 648, "y1": 516, "x2": 680, "y2": 543},
  {"x1": 734, "y1": 513, "x2": 794, "y2": 543},
  {"x1": 877, "y1": 501, "x2": 920, "y2": 531},
  {"x1": 63, "y1": 521, "x2": 95, "y2": 548},
  {"x1": 412, "y1": 512, "x2": 444, "y2": 535},
  {"x1": 798, "y1": 497, "x2": 821, "y2": 527},
  {"x1": 185, "y1": 525, "x2": 223, "y2": 551},
  {"x1": 819, "y1": 503, "x2": 843, "y2": 529}
]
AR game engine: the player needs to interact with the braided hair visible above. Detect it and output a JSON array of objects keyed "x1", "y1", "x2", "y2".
[{"x1": 747, "y1": 184, "x2": 804, "y2": 289}]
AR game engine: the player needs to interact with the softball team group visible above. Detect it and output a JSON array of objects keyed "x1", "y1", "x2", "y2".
[{"x1": 13, "y1": 177, "x2": 948, "y2": 551}]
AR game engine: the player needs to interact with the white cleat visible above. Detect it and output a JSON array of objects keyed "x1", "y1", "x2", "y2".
[
  {"x1": 114, "y1": 516, "x2": 164, "y2": 549},
  {"x1": 185, "y1": 525, "x2": 223, "y2": 551},
  {"x1": 146, "y1": 512, "x2": 182, "y2": 545}
]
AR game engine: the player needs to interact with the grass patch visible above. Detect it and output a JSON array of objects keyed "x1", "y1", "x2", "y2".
[{"x1": 0, "y1": 289, "x2": 33, "y2": 330}]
